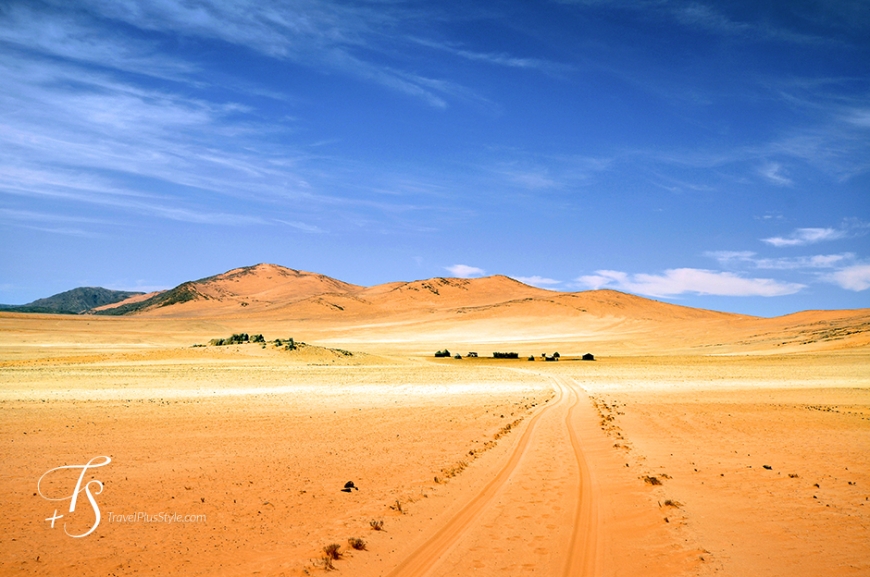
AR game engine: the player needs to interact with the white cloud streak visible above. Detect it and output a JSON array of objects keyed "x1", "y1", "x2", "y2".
[
  {"x1": 512, "y1": 275, "x2": 562, "y2": 288},
  {"x1": 576, "y1": 268, "x2": 804, "y2": 297},
  {"x1": 762, "y1": 227, "x2": 846, "y2": 247},
  {"x1": 446, "y1": 264, "x2": 486, "y2": 278},
  {"x1": 759, "y1": 162, "x2": 792, "y2": 186},
  {"x1": 824, "y1": 264, "x2": 870, "y2": 292},
  {"x1": 410, "y1": 37, "x2": 571, "y2": 75},
  {"x1": 276, "y1": 219, "x2": 325, "y2": 233},
  {"x1": 707, "y1": 250, "x2": 855, "y2": 270}
]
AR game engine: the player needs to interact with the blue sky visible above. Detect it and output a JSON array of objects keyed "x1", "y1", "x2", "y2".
[{"x1": 1, "y1": 0, "x2": 868, "y2": 316}]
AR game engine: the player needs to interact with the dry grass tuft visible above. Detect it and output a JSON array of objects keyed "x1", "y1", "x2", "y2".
[
  {"x1": 642, "y1": 475, "x2": 663, "y2": 486},
  {"x1": 441, "y1": 461, "x2": 468, "y2": 479},
  {"x1": 369, "y1": 519, "x2": 384, "y2": 531},
  {"x1": 348, "y1": 537, "x2": 366, "y2": 550},
  {"x1": 323, "y1": 543, "x2": 342, "y2": 560}
]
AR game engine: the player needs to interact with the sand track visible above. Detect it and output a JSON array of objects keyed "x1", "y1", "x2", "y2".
[
  {"x1": 385, "y1": 374, "x2": 604, "y2": 577},
  {"x1": 558, "y1": 376, "x2": 602, "y2": 577}
]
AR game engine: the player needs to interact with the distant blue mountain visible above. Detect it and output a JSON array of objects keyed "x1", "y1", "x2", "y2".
[{"x1": 0, "y1": 287, "x2": 144, "y2": 314}]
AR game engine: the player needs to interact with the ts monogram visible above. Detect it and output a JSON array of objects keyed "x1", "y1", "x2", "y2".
[{"x1": 38, "y1": 456, "x2": 111, "y2": 538}]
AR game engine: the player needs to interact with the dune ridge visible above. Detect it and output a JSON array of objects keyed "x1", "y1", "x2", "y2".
[{"x1": 85, "y1": 263, "x2": 869, "y2": 354}]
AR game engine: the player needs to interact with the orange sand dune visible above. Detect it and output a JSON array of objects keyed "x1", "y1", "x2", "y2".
[{"x1": 81, "y1": 262, "x2": 869, "y2": 355}]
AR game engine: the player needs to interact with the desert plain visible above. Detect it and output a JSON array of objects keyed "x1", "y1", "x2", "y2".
[{"x1": 1, "y1": 264, "x2": 868, "y2": 576}]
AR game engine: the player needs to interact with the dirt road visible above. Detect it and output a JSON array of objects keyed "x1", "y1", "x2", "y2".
[{"x1": 383, "y1": 374, "x2": 606, "y2": 577}]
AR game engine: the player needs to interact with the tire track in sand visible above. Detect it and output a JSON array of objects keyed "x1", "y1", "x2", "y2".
[
  {"x1": 383, "y1": 379, "x2": 565, "y2": 577},
  {"x1": 557, "y1": 375, "x2": 602, "y2": 577},
  {"x1": 384, "y1": 373, "x2": 601, "y2": 577}
]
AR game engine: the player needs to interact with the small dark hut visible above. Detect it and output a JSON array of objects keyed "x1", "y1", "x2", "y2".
[{"x1": 582, "y1": 353, "x2": 595, "y2": 361}]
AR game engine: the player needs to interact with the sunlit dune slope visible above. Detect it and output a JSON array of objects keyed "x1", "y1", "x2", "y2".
[
  {"x1": 97, "y1": 263, "x2": 362, "y2": 316},
  {"x1": 91, "y1": 291, "x2": 164, "y2": 312}
]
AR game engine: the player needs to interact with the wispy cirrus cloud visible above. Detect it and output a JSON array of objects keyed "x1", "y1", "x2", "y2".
[
  {"x1": 759, "y1": 162, "x2": 792, "y2": 186},
  {"x1": 845, "y1": 108, "x2": 870, "y2": 128},
  {"x1": 446, "y1": 264, "x2": 486, "y2": 278},
  {"x1": 276, "y1": 219, "x2": 325, "y2": 234},
  {"x1": 576, "y1": 268, "x2": 804, "y2": 297},
  {"x1": 707, "y1": 250, "x2": 855, "y2": 270},
  {"x1": 0, "y1": 45, "x2": 326, "y2": 229},
  {"x1": 763, "y1": 227, "x2": 846, "y2": 247},
  {"x1": 487, "y1": 153, "x2": 613, "y2": 192},
  {"x1": 555, "y1": 1, "x2": 825, "y2": 44},
  {"x1": 0, "y1": 4, "x2": 196, "y2": 81},
  {"x1": 50, "y1": 0, "x2": 476, "y2": 108},
  {"x1": 410, "y1": 37, "x2": 571, "y2": 76}
]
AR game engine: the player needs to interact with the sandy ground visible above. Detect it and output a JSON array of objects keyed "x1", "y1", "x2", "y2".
[{"x1": 1, "y1": 315, "x2": 868, "y2": 576}]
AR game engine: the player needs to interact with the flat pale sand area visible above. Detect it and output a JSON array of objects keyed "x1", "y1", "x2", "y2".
[
  {"x1": 554, "y1": 356, "x2": 870, "y2": 576},
  {"x1": 1, "y1": 322, "x2": 868, "y2": 576}
]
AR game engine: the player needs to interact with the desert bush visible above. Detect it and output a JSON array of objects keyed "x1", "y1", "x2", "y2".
[
  {"x1": 319, "y1": 555, "x2": 335, "y2": 571},
  {"x1": 323, "y1": 543, "x2": 342, "y2": 560},
  {"x1": 369, "y1": 519, "x2": 384, "y2": 531},
  {"x1": 209, "y1": 333, "x2": 253, "y2": 346},
  {"x1": 434, "y1": 349, "x2": 451, "y2": 358},
  {"x1": 347, "y1": 537, "x2": 366, "y2": 550},
  {"x1": 251, "y1": 333, "x2": 265, "y2": 343},
  {"x1": 492, "y1": 352, "x2": 519, "y2": 359}
]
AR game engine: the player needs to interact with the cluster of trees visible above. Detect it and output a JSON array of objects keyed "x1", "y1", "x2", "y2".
[
  {"x1": 492, "y1": 352, "x2": 519, "y2": 359},
  {"x1": 275, "y1": 338, "x2": 297, "y2": 350},
  {"x1": 209, "y1": 333, "x2": 265, "y2": 346},
  {"x1": 434, "y1": 349, "x2": 451, "y2": 358}
]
